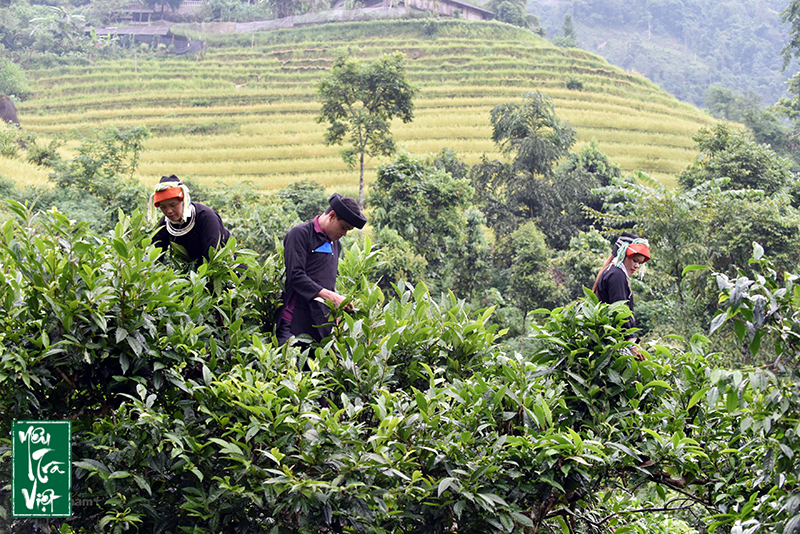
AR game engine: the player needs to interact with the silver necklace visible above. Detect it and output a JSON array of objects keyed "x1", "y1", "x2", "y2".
[{"x1": 166, "y1": 204, "x2": 196, "y2": 237}]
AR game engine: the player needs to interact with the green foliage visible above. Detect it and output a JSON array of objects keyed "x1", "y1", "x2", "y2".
[
  {"x1": 678, "y1": 124, "x2": 794, "y2": 194},
  {"x1": 275, "y1": 178, "x2": 328, "y2": 222},
  {"x1": 561, "y1": 13, "x2": 578, "y2": 44},
  {"x1": 370, "y1": 151, "x2": 487, "y2": 295},
  {"x1": 473, "y1": 287, "x2": 525, "y2": 338},
  {"x1": 712, "y1": 243, "x2": 800, "y2": 363},
  {"x1": 566, "y1": 77, "x2": 583, "y2": 90},
  {"x1": 422, "y1": 18, "x2": 439, "y2": 37},
  {"x1": 491, "y1": 91, "x2": 576, "y2": 182},
  {"x1": 0, "y1": 121, "x2": 28, "y2": 159},
  {"x1": 0, "y1": 202, "x2": 280, "y2": 423},
  {"x1": 552, "y1": 13, "x2": 578, "y2": 47},
  {"x1": 486, "y1": 0, "x2": 543, "y2": 33},
  {"x1": 83, "y1": 0, "x2": 136, "y2": 26},
  {"x1": 705, "y1": 86, "x2": 792, "y2": 163},
  {"x1": 2, "y1": 206, "x2": 800, "y2": 533},
  {"x1": 563, "y1": 138, "x2": 622, "y2": 190},
  {"x1": 317, "y1": 51, "x2": 418, "y2": 206},
  {"x1": 25, "y1": 136, "x2": 63, "y2": 167},
  {"x1": 783, "y1": 0, "x2": 800, "y2": 69},
  {"x1": 29, "y1": 6, "x2": 87, "y2": 56},
  {"x1": 372, "y1": 225, "x2": 428, "y2": 291},
  {"x1": 705, "y1": 194, "x2": 800, "y2": 274},
  {"x1": 223, "y1": 194, "x2": 301, "y2": 258},
  {"x1": 448, "y1": 207, "x2": 492, "y2": 300},
  {"x1": 551, "y1": 228, "x2": 609, "y2": 302},
  {"x1": 0, "y1": 202, "x2": 283, "y2": 532},
  {"x1": 430, "y1": 147, "x2": 470, "y2": 181},
  {"x1": 472, "y1": 91, "x2": 576, "y2": 240},
  {"x1": 20, "y1": 126, "x2": 152, "y2": 233},
  {"x1": 201, "y1": 0, "x2": 254, "y2": 21},
  {"x1": 469, "y1": 157, "x2": 520, "y2": 239},
  {"x1": 508, "y1": 221, "x2": 565, "y2": 315},
  {"x1": 0, "y1": 121, "x2": 60, "y2": 171},
  {"x1": 535, "y1": 0, "x2": 792, "y2": 107},
  {"x1": 50, "y1": 126, "x2": 150, "y2": 197},
  {"x1": 473, "y1": 98, "x2": 618, "y2": 250},
  {"x1": 0, "y1": 58, "x2": 32, "y2": 101},
  {"x1": 536, "y1": 139, "x2": 621, "y2": 247},
  {"x1": 0, "y1": 175, "x2": 15, "y2": 201}
]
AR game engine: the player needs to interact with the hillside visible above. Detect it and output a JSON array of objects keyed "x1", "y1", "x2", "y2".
[
  {"x1": 532, "y1": 0, "x2": 792, "y2": 108},
  {"x1": 14, "y1": 19, "x2": 717, "y2": 192}
]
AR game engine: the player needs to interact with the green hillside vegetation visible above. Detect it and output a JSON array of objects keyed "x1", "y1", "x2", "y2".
[
  {"x1": 533, "y1": 0, "x2": 791, "y2": 108},
  {"x1": 15, "y1": 19, "x2": 717, "y2": 191}
]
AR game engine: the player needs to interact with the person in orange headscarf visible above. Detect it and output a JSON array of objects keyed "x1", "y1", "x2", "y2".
[
  {"x1": 148, "y1": 175, "x2": 230, "y2": 264},
  {"x1": 593, "y1": 232, "x2": 651, "y2": 360}
]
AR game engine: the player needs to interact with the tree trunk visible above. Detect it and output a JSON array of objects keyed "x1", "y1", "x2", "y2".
[{"x1": 359, "y1": 151, "x2": 365, "y2": 209}]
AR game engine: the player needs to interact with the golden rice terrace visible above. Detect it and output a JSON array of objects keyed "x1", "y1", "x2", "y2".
[{"x1": 17, "y1": 19, "x2": 716, "y2": 192}]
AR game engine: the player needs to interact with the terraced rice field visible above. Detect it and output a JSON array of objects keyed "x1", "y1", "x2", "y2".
[{"x1": 16, "y1": 19, "x2": 717, "y2": 192}]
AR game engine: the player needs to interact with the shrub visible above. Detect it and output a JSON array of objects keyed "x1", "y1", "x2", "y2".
[
  {"x1": 0, "y1": 122, "x2": 26, "y2": 158},
  {"x1": 0, "y1": 58, "x2": 33, "y2": 101},
  {"x1": 566, "y1": 77, "x2": 584, "y2": 90},
  {"x1": 26, "y1": 136, "x2": 64, "y2": 167},
  {"x1": 275, "y1": 179, "x2": 328, "y2": 222},
  {"x1": 50, "y1": 126, "x2": 150, "y2": 196},
  {"x1": 372, "y1": 225, "x2": 428, "y2": 290},
  {"x1": 2, "y1": 208, "x2": 800, "y2": 534}
]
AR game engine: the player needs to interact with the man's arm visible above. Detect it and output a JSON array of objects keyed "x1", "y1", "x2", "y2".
[{"x1": 283, "y1": 226, "x2": 324, "y2": 302}]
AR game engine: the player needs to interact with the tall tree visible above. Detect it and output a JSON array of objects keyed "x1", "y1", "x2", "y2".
[
  {"x1": 268, "y1": 0, "x2": 294, "y2": 18},
  {"x1": 145, "y1": 0, "x2": 186, "y2": 17},
  {"x1": 369, "y1": 151, "x2": 477, "y2": 292},
  {"x1": 28, "y1": 6, "x2": 86, "y2": 54},
  {"x1": 508, "y1": 220, "x2": 563, "y2": 330},
  {"x1": 471, "y1": 91, "x2": 575, "y2": 241},
  {"x1": 490, "y1": 91, "x2": 576, "y2": 216},
  {"x1": 0, "y1": 58, "x2": 31, "y2": 100},
  {"x1": 706, "y1": 86, "x2": 792, "y2": 162},
  {"x1": 317, "y1": 51, "x2": 417, "y2": 208},
  {"x1": 552, "y1": 13, "x2": 578, "y2": 47},
  {"x1": 562, "y1": 13, "x2": 577, "y2": 42},
  {"x1": 782, "y1": 0, "x2": 800, "y2": 71}
]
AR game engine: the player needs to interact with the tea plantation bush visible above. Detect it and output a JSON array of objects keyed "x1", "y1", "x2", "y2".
[{"x1": 1, "y1": 203, "x2": 799, "y2": 533}]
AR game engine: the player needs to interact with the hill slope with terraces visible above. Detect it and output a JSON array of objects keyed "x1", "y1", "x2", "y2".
[{"x1": 16, "y1": 19, "x2": 717, "y2": 192}]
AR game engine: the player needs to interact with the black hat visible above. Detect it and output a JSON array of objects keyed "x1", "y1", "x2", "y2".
[{"x1": 328, "y1": 193, "x2": 367, "y2": 229}]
